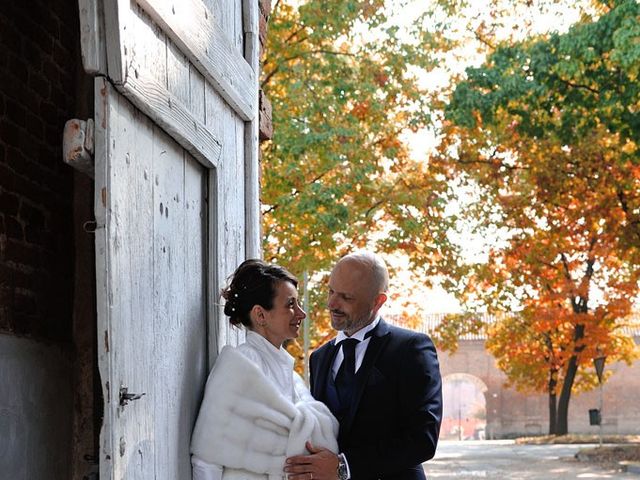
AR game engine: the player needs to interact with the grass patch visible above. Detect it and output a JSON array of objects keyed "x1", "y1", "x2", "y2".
[{"x1": 516, "y1": 434, "x2": 640, "y2": 445}]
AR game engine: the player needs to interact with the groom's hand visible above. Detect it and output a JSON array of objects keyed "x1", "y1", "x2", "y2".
[{"x1": 284, "y1": 441, "x2": 339, "y2": 480}]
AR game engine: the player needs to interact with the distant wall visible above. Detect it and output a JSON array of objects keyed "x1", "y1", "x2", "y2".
[
  {"x1": 438, "y1": 338, "x2": 640, "y2": 437},
  {"x1": 0, "y1": 333, "x2": 72, "y2": 479}
]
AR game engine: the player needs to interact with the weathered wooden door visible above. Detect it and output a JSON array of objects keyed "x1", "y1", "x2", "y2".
[{"x1": 86, "y1": 0, "x2": 260, "y2": 478}]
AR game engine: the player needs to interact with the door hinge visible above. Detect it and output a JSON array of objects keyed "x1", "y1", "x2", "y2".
[{"x1": 63, "y1": 118, "x2": 95, "y2": 178}]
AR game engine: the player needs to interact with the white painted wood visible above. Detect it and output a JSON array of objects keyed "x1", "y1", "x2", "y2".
[
  {"x1": 78, "y1": 0, "x2": 107, "y2": 74},
  {"x1": 103, "y1": 3, "x2": 223, "y2": 169},
  {"x1": 94, "y1": 76, "x2": 156, "y2": 480},
  {"x1": 122, "y1": 68, "x2": 222, "y2": 169},
  {"x1": 102, "y1": 0, "x2": 129, "y2": 83},
  {"x1": 167, "y1": 39, "x2": 190, "y2": 108},
  {"x1": 135, "y1": 0, "x2": 257, "y2": 120},
  {"x1": 189, "y1": 64, "x2": 206, "y2": 125},
  {"x1": 205, "y1": 79, "x2": 245, "y2": 352},
  {"x1": 94, "y1": 0, "x2": 262, "y2": 473},
  {"x1": 206, "y1": 169, "x2": 220, "y2": 369},
  {"x1": 242, "y1": 0, "x2": 261, "y2": 258},
  {"x1": 94, "y1": 77, "x2": 209, "y2": 480}
]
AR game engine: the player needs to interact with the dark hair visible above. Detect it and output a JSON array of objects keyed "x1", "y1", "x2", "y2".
[{"x1": 221, "y1": 259, "x2": 298, "y2": 327}]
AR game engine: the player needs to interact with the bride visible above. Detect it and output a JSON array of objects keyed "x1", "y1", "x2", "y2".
[{"x1": 191, "y1": 259, "x2": 338, "y2": 480}]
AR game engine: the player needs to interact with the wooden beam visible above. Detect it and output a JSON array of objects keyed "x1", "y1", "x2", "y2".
[
  {"x1": 78, "y1": 0, "x2": 108, "y2": 74},
  {"x1": 242, "y1": 0, "x2": 261, "y2": 258},
  {"x1": 136, "y1": 0, "x2": 257, "y2": 121},
  {"x1": 119, "y1": 68, "x2": 223, "y2": 169}
]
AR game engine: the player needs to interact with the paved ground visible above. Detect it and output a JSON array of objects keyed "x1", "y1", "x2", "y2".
[{"x1": 424, "y1": 440, "x2": 639, "y2": 479}]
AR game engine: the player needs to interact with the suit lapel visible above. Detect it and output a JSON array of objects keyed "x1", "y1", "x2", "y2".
[
  {"x1": 341, "y1": 319, "x2": 391, "y2": 436},
  {"x1": 312, "y1": 339, "x2": 338, "y2": 400}
]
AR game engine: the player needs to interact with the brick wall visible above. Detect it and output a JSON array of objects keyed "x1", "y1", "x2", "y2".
[
  {"x1": 0, "y1": 0, "x2": 77, "y2": 342},
  {"x1": 439, "y1": 338, "x2": 640, "y2": 436},
  {"x1": 258, "y1": 0, "x2": 273, "y2": 141}
]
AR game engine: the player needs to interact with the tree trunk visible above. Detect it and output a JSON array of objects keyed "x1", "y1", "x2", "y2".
[
  {"x1": 556, "y1": 324, "x2": 585, "y2": 435},
  {"x1": 548, "y1": 369, "x2": 558, "y2": 435},
  {"x1": 548, "y1": 392, "x2": 557, "y2": 435}
]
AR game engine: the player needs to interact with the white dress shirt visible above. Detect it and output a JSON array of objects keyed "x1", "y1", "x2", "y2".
[
  {"x1": 192, "y1": 331, "x2": 297, "y2": 480},
  {"x1": 331, "y1": 316, "x2": 380, "y2": 379},
  {"x1": 329, "y1": 316, "x2": 380, "y2": 478}
]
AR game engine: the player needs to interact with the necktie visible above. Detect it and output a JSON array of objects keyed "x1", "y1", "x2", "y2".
[{"x1": 335, "y1": 338, "x2": 360, "y2": 408}]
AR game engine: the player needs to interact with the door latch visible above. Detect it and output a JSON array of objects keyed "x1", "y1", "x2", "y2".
[{"x1": 119, "y1": 386, "x2": 146, "y2": 407}]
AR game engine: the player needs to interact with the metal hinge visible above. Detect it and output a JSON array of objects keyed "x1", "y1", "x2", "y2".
[{"x1": 63, "y1": 118, "x2": 95, "y2": 178}]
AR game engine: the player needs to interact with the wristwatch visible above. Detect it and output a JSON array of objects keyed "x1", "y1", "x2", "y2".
[{"x1": 336, "y1": 453, "x2": 349, "y2": 480}]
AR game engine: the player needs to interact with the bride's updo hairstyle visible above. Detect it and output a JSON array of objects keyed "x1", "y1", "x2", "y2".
[{"x1": 221, "y1": 259, "x2": 298, "y2": 328}]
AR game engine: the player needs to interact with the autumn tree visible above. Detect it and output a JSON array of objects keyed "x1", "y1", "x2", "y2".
[
  {"x1": 433, "y1": 0, "x2": 640, "y2": 434},
  {"x1": 260, "y1": 0, "x2": 456, "y2": 345}
]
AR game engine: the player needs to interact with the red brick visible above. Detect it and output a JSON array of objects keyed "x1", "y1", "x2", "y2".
[
  {"x1": 259, "y1": 89, "x2": 273, "y2": 141},
  {"x1": 259, "y1": 0, "x2": 272, "y2": 18},
  {"x1": 5, "y1": 98, "x2": 26, "y2": 128},
  {"x1": 39, "y1": 100, "x2": 58, "y2": 125},
  {"x1": 4, "y1": 216, "x2": 24, "y2": 240},
  {"x1": 28, "y1": 72, "x2": 51, "y2": 100},
  {"x1": 19, "y1": 202, "x2": 46, "y2": 229},
  {"x1": 5, "y1": 238, "x2": 41, "y2": 267},
  {"x1": 14, "y1": 291, "x2": 37, "y2": 315},
  {"x1": 52, "y1": 42, "x2": 70, "y2": 69},
  {"x1": 24, "y1": 113, "x2": 44, "y2": 139},
  {"x1": 0, "y1": 118, "x2": 22, "y2": 144},
  {"x1": 23, "y1": 41, "x2": 43, "y2": 71},
  {"x1": 9, "y1": 54, "x2": 29, "y2": 84},
  {"x1": 42, "y1": 59, "x2": 60, "y2": 86},
  {"x1": 0, "y1": 18, "x2": 22, "y2": 53},
  {"x1": 0, "y1": 165, "x2": 15, "y2": 190},
  {"x1": 0, "y1": 190, "x2": 20, "y2": 216}
]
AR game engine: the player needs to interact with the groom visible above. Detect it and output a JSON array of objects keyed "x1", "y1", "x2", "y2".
[{"x1": 285, "y1": 251, "x2": 442, "y2": 480}]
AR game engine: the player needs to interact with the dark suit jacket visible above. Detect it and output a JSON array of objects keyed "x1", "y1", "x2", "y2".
[{"x1": 310, "y1": 319, "x2": 442, "y2": 480}]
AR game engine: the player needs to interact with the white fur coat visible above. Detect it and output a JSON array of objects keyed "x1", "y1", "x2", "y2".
[{"x1": 191, "y1": 345, "x2": 338, "y2": 479}]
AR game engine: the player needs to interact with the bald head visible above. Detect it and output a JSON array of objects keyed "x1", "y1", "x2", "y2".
[
  {"x1": 328, "y1": 251, "x2": 389, "y2": 335},
  {"x1": 336, "y1": 251, "x2": 389, "y2": 297}
]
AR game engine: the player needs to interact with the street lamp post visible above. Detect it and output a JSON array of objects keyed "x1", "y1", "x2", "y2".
[{"x1": 593, "y1": 355, "x2": 606, "y2": 448}]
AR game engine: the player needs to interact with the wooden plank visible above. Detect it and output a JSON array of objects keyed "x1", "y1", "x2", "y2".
[
  {"x1": 182, "y1": 152, "x2": 209, "y2": 443},
  {"x1": 130, "y1": 4, "x2": 168, "y2": 90},
  {"x1": 102, "y1": 0, "x2": 128, "y2": 83},
  {"x1": 152, "y1": 126, "x2": 186, "y2": 480},
  {"x1": 205, "y1": 82, "x2": 244, "y2": 351},
  {"x1": 242, "y1": 0, "x2": 261, "y2": 258},
  {"x1": 94, "y1": 77, "x2": 157, "y2": 480},
  {"x1": 206, "y1": 168, "x2": 220, "y2": 368},
  {"x1": 167, "y1": 39, "x2": 190, "y2": 108},
  {"x1": 189, "y1": 64, "x2": 206, "y2": 124},
  {"x1": 94, "y1": 76, "x2": 115, "y2": 480},
  {"x1": 120, "y1": 69, "x2": 222, "y2": 169},
  {"x1": 78, "y1": 0, "x2": 107, "y2": 74},
  {"x1": 135, "y1": 0, "x2": 257, "y2": 121}
]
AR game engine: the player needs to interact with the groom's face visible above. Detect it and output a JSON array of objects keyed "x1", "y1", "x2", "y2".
[{"x1": 327, "y1": 259, "x2": 378, "y2": 336}]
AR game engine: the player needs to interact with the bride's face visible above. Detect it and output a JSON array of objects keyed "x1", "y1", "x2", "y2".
[{"x1": 259, "y1": 281, "x2": 306, "y2": 348}]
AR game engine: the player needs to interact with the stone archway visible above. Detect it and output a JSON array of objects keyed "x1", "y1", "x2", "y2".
[{"x1": 441, "y1": 373, "x2": 488, "y2": 440}]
